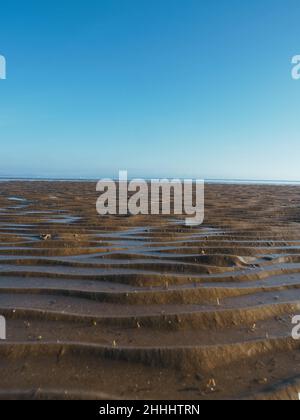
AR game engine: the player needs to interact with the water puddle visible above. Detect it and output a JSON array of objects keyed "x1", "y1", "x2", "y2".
[
  {"x1": 47, "y1": 216, "x2": 82, "y2": 224},
  {"x1": 8, "y1": 197, "x2": 28, "y2": 202}
]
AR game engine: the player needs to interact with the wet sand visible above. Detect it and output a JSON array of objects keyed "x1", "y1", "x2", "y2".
[{"x1": 0, "y1": 181, "x2": 299, "y2": 400}]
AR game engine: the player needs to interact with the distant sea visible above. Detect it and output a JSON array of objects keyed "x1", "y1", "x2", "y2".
[{"x1": 1, "y1": 177, "x2": 300, "y2": 186}]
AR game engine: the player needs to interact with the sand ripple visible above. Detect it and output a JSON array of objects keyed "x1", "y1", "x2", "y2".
[{"x1": 0, "y1": 181, "x2": 299, "y2": 400}]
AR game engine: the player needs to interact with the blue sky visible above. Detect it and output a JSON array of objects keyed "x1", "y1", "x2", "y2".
[{"x1": 0, "y1": 0, "x2": 300, "y2": 180}]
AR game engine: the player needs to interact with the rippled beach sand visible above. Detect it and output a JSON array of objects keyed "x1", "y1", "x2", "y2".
[{"x1": 0, "y1": 181, "x2": 300, "y2": 400}]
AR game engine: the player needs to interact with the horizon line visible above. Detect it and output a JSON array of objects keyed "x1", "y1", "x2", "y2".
[{"x1": 1, "y1": 175, "x2": 300, "y2": 186}]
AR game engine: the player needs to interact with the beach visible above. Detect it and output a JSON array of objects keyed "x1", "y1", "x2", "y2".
[{"x1": 0, "y1": 180, "x2": 299, "y2": 400}]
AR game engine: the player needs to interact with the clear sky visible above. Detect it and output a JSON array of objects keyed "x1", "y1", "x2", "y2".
[{"x1": 0, "y1": 0, "x2": 300, "y2": 180}]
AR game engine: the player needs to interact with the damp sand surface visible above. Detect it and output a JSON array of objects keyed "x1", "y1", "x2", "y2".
[{"x1": 0, "y1": 181, "x2": 299, "y2": 400}]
